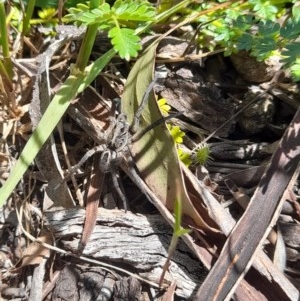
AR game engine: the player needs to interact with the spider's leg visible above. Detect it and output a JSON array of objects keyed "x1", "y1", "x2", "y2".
[
  {"x1": 111, "y1": 113, "x2": 130, "y2": 151},
  {"x1": 123, "y1": 148, "x2": 154, "y2": 206},
  {"x1": 110, "y1": 164, "x2": 129, "y2": 212},
  {"x1": 131, "y1": 111, "x2": 184, "y2": 142},
  {"x1": 100, "y1": 149, "x2": 129, "y2": 211},
  {"x1": 63, "y1": 144, "x2": 106, "y2": 182},
  {"x1": 129, "y1": 76, "x2": 184, "y2": 142},
  {"x1": 130, "y1": 76, "x2": 158, "y2": 133}
]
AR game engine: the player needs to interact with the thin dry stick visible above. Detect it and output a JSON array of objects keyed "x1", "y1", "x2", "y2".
[{"x1": 57, "y1": 123, "x2": 84, "y2": 206}]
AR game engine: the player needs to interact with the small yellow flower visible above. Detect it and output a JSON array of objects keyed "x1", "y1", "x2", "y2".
[
  {"x1": 167, "y1": 124, "x2": 185, "y2": 144},
  {"x1": 38, "y1": 8, "x2": 56, "y2": 21},
  {"x1": 157, "y1": 98, "x2": 171, "y2": 116},
  {"x1": 178, "y1": 148, "x2": 192, "y2": 167}
]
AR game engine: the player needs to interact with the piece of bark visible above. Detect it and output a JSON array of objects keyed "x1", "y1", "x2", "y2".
[
  {"x1": 209, "y1": 140, "x2": 277, "y2": 161},
  {"x1": 113, "y1": 277, "x2": 142, "y2": 301},
  {"x1": 45, "y1": 208, "x2": 207, "y2": 299},
  {"x1": 157, "y1": 70, "x2": 235, "y2": 137},
  {"x1": 78, "y1": 268, "x2": 107, "y2": 301},
  {"x1": 52, "y1": 265, "x2": 79, "y2": 301},
  {"x1": 51, "y1": 265, "x2": 108, "y2": 301}
]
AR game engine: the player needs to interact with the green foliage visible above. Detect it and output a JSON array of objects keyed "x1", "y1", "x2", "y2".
[
  {"x1": 282, "y1": 41, "x2": 300, "y2": 64},
  {"x1": 194, "y1": 1, "x2": 300, "y2": 81},
  {"x1": 290, "y1": 58, "x2": 300, "y2": 79},
  {"x1": 12, "y1": 0, "x2": 300, "y2": 79},
  {"x1": 112, "y1": 0, "x2": 154, "y2": 21},
  {"x1": 108, "y1": 27, "x2": 141, "y2": 60},
  {"x1": 280, "y1": 19, "x2": 300, "y2": 39},
  {"x1": 66, "y1": 3, "x2": 109, "y2": 25},
  {"x1": 248, "y1": 0, "x2": 285, "y2": 20},
  {"x1": 234, "y1": 17, "x2": 300, "y2": 80},
  {"x1": 66, "y1": 0, "x2": 155, "y2": 60},
  {"x1": 196, "y1": 0, "x2": 289, "y2": 50}
]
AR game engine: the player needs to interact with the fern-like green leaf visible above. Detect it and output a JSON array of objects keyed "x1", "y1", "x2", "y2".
[
  {"x1": 280, "y1": 18, "x2": 300, "y2": 39},
  {"x1": 293, "y1": 4, "x2": 300, "y2": 21},
  {"x1": 252, "y1": 36, "x2": 277, "y2": 60},
  {"x1": 282, "y1": 42, "x2": 300, "y2": 65},
  {"x1": 108, "y1": 27, "x2": 141, "y2": 61},
  {"x1": 66, "y1": 3, "x2": 111, "y2": 25},
  {"x1": 112, "y1": 0, "x2": 155, "y2": 21},
  {"x1": 214, "y1": 30, "x2": 231, "y2": 42},
  {"x1": 258, "y1": 20, "x2": 280, "y2": 36},
  {"x1": 66, "y1": 2, "x2": 89, "y2": 17},
  {"x1": 290, "y1": 58, "x2": 300, "y2": 81},
  {"x1": 249, "y1": 0, "x2": 280, "y2": 20},
  {"x1": 237, "y1": 33, "x2": 253, "y2": 51},
  {"x1": 233, "y1": 15, "x2": 253, "y2": 31}
]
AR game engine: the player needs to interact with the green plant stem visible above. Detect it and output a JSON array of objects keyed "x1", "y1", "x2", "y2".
[
  {"x1": 0, "y1": 3, "x2": 9, "y2": 57},
  {"x1": 75, "y1": 0, "x2": 101, "y2": 70},
  {"x1": 0, "y1": 2, "x2": 13, "y2": 82},
  {"x1": 22, "y1": 0, "x2": 36, "y2": 35},
  {"x1": 76, "y1": 24, "x2": 100, "y2": 70},
  {"x1": 0, "y1": 59, "x2": 11, "y2": 83},
  {"x1": 159, "y1": 197, "x2": 191, "y2": 285}
]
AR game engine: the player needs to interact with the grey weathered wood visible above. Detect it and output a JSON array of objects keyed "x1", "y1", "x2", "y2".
[{"x1": 45, "y1": 208, "x2": 207, "y2": 299}]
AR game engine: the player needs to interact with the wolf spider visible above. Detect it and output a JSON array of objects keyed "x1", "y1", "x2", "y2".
[
  {"x1": 67, "y1": 76, "x2": 182, "y2": 211},
  {"x1": 67, "y1": 80, "x2": 162, "y2": 211}
]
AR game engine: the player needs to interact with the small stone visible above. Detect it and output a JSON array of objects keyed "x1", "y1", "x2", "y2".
[{"x1": 231, "y1": 51, "x2": 282, "y2": 83}]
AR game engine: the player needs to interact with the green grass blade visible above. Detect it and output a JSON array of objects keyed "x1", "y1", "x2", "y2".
[{"x1": 0, "y1": 49, "x2": 115, "y2": 207}]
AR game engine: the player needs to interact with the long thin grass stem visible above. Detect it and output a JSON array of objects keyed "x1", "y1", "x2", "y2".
[{"x1": 0, "y1": 2, "x2": 13, "y2": 81}]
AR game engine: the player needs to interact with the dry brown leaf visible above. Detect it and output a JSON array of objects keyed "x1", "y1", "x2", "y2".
[{"x1": 15, "y1": 231, "x2": 53, "y2": 269}]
